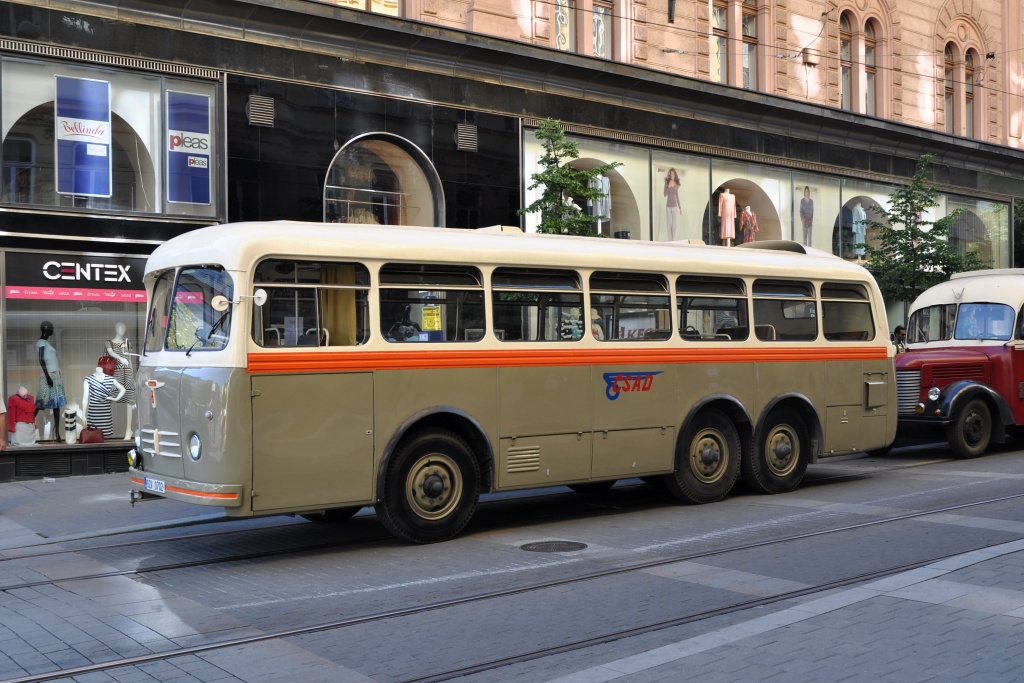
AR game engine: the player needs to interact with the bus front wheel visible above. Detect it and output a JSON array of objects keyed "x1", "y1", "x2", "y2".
[
  {"x1": 744, "y1": 407, "x2": 808, "y2": 494},
  {"x1": 375, "y1": 429, "x2": 481, "y2": 544},
  {"x1": 665, "y1": 409, "x2": 740, "y2": 504},
  {"x1": 947, "y1": 398, "x2": 991, "y2": 459}
]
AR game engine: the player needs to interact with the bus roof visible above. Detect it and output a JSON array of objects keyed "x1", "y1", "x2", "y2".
[
  {"x1": 145, "y1": 221, "x2": 876, "y2": 284},
  {"x1": 910, "y1": 269, "x2": 1021, "y2": 312}
]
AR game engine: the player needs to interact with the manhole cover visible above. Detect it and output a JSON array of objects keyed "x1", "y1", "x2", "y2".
[{"x1": 520, "y1": 541, "x2": 588, "y2": 553}]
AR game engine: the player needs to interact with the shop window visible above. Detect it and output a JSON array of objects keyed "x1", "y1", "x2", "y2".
[
  {"x1": 325, "y1": 134, "x2": 442, "y2": 227},
  {"x1": 252, "y1": 260, "x2": 370, "y2": 347},
  {"x1": 0, "y1": 57, "x2": 219, "y2": 219},
  {"x1": 5, "y1": 251, "x2": 147, "y2": 445},
  {"x1": 590, "y1": 272, "x2": 671, "y2": 341},
  {"x1": 379, "y1": 264, "x2": 484, "y2": 342}
]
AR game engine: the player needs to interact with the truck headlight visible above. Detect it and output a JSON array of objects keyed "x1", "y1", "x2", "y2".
[
  {"x1": 927, "y1": 386, "x2": 941, "y2": 402},
  {"x1": 189, "y1": 433, "x2": 202, "y2": 461}
]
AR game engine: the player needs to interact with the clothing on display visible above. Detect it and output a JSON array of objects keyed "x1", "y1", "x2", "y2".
[
  {"x1": 664, "y1": 176, "x2": 681, "y2": 240},
  {"x1": 800, "y1": 195, "x2": 814, "y2": 246},
  {"x1": 106, "y1": 339, "x2": 136, "y2": 405},
  {"x1": 717, "y1": 190, "x2": 737, "y2": 241},
  {"x1": 36, "y1": 338, "x2": 66, "y2": 410},
  {"x1": 84, "y1": 372, "x2": 119, "y2": 438},
  {"x1": 7, "y1": 389, "x2": 38, "y2": 447},
  {"x1": 740, "y1": 207, "x2": 759, "y2": 244},
  {"x1": 63, "y1": 403, "x2": 84, "y2": 444},
  {"x1": 587, "y1": 176, "x2": 612, "y2": 219}
]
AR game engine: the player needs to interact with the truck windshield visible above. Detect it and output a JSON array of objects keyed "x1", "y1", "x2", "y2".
[
  {"x1": 145, "y1": 267, "x2": 235, "y2": 352},
  {"x1": 953, "y1": 303, "x2": 1014, "y2": 341}
]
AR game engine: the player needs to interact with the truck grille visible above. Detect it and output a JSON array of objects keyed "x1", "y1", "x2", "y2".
[
  {"x1": 896, "y1": 370, "x2": 921, "y2": 415},
  {"x1": 932, "y1": 365, "x2": 985, "y2": 381},
  {"x1": 140, "y1": 428, "x2": 183, "y2": 458}
]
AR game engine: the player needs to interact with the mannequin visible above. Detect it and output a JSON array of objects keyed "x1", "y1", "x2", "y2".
[
  {"x1": 36, "y1": 321, "x2": 66, "y2": 442},
  {"x1": 800, "y1": 186, "x2": 814, "y2": 246},
  {"x1": 740, "y1": 206, "x2": 759, "y2": 244},
  {"x1": 8, "y1": 386, "x2": 38, "y2": 446},
  {"x1": 663, "y1": 168, "x2": 681, "y2": 241},
  {"x1": 852, "y1": 202, "x2": 867, "y2": 259},
  {"x1": 82, "y1": 367, "x2": 125, "y2": 440},
  {"x1": 104, "y1": 322, "x2": 136, "y2": 440},
  {"x1": 63, "y1": 402, "x2": 85, "y2": 445},
  {"x1": 717, "y1": 188, "x2": 736, "y2": 246}
]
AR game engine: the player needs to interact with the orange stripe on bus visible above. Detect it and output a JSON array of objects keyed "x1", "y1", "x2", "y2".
[
  {"x1": 130, "y1": 476, "x2": 239, "y2": 500},
  {"x1": 247, "y1": 347, "x2": 889, "y2": 374}
]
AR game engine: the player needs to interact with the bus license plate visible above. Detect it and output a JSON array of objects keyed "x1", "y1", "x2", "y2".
[{"x1": 144, "y1": 477, "x2": 166, "y2": 494}]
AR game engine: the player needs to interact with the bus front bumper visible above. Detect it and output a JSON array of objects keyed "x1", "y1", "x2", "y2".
[{"x1": 128, "y1": 467, "x2": 245, "y2": 507}]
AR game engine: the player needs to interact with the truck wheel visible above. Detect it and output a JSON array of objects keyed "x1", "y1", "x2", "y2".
[
  {"x1": 375, "y1": 429, "x2": 481, "y2": 544},
  {"x1": 947, "y1": 398, "x2": 991, "y2": 459},
  {"x1": 743, "y1": 407, "x2": 808, "y2": 494},
  {"x1": 664, "y1": 409, "x2": 740, "y2": 504}
]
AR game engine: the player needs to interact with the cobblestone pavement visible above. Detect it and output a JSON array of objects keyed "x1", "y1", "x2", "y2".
[{"x1": 1, "y1": 450, "x2": 1024, "y2": 683}]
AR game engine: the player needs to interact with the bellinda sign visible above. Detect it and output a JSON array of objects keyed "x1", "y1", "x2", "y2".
[{"x1": 55, "y1": 76, "x2": 112, "y2": 198}]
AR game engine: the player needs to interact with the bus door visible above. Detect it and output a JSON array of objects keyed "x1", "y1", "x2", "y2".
[
  {"x1": 589, "y1": 274, "x2": 676, "y2": 479},
  {"x1": 250, "y1": 372, "x2": 374, "y2": 512}
]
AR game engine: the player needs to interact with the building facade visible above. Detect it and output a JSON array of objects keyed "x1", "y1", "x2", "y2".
[{"x1": 0, "y1": 0, "x2": 1021, "y2": 479}]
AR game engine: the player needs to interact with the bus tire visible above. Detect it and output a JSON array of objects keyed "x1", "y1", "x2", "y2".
[
  {"x1": 301, "y1": 506, "x2": 362, "y2": 523},
  {"x1": 665, "y1": 409, "x2": 740, "y2": 504},
  {"x1": 946, "y1": 398, "x2": 991, "y2": 459},
  {"x1": 744, "y1": 407, "x2": 808, "y2": 494},
  {"x1": 568, "y1": 481, "x2": 616, "y2": 493},
  {"x1": 375, "y1": 429, "x2": 481, "y2": 544}
]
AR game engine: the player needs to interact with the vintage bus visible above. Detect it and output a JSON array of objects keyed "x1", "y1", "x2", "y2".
[
  {"x1": 897, "y1": 269, "x2": 1024, "y2": 458},
  {"x1": 128, "y1": 222, "x2": 896, "y2": 543}
]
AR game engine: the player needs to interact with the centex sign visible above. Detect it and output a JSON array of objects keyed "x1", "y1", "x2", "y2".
[{"x1": 43, "y1": 261, "x2": 132, "y2": 282}]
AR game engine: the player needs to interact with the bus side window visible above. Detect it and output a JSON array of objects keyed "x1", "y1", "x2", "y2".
[
  {"x1": 821, "y1": 282, "x2": 874, "y2": 342},
  {"x1": 752, "y1": 279, "x2": 816, "y2": 342},
  {"x1": 676, "y1": 276, "x2": 748, "y2": 342},
  {"x1": 380, "y1": 263, "x2": 484, "y2": 343},
  {"x1": 590, "y1": 271, "x2": 670, "y2": 342},
  {"x1": 491, "y1": 267, "x2": 583, "y2": 342},
  {"x1": 252, "y1": 260, "x2": 370, "y2": 347}
]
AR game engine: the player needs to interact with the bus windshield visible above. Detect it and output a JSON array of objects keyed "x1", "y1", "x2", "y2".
[{"x1": 146, "y1": 267, "x2": 235, "y2": 352}]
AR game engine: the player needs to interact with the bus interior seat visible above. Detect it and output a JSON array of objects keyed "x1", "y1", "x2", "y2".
[
  {"x1": 715, "y1": 326, "x2": 747, "y2": 340},
  {"x1": 755, "y1": 324, "x2": 776, "y2": 341}
]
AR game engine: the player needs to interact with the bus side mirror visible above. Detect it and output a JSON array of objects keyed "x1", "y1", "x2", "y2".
[{"x1": 212, "y1": 288, "x2": 267, "y2": 311}]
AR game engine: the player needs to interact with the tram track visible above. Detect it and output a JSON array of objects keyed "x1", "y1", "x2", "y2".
[
  {"x1": 3, "y1": 487, "x2": 1023, "y2": 683},
  {"x1": 0, "y1": 457, "x2": 957, "y2": 593}
]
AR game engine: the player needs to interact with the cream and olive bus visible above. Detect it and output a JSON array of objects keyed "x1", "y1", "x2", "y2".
[{"x1": 128, "y1": 222, "x2": 895, "y2": 543}]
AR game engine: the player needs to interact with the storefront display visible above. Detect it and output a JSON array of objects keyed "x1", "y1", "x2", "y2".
[{"x1": 3, "y1": 251, "x2": 147, "y2": 446}]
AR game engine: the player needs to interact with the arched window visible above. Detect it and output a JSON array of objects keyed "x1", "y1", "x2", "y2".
[
  {"x1": 944, "y1": 44, "x2": 955, "y2": 134},
  {"x1": 839, "y1": 13, "x2": 853, "y2": 111},
  {"x1": 964, "y1": 49, "x2": 977, "y2": 138},
  {"x1": 864, "y1": 21, "x2": 877, "y2": 116}
]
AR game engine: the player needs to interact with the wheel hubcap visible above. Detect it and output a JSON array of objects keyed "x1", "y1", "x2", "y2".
[
  {"x1": 689, "y1": 429, "x2": 728, "y2": 484},
  {"x1": 765, "y1": 425, "x2": 798, "y2": 477},
  {"x1": 406, "y1": 453, "x2": 463, "y2": 521},
  {"x1": 964, "y1": 411, "x2": 984, "y2": 445}
]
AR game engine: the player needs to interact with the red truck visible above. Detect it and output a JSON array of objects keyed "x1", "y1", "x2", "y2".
[{"x1": 896, "y1": 269, "x2": 1024, "y2": 458}]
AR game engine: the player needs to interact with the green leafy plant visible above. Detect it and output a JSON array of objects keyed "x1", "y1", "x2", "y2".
[
  {"x1": 861, "y1": 155, "x2": 988, "y2": 304},
  {"x1": 519, "y1": 119, "x2": 622, "y2": 236}
]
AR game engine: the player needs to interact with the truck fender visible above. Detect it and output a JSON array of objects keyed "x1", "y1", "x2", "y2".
[{"x1": 939, "y1": 380, "x2": 1013, "y2": 442}]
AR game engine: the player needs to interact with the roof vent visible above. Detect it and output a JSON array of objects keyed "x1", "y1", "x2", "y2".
[
  {"x1": 456, "y1": 123, "x2": 478, "y2": 152},
  {"x1": 246, "y1": 95, "x2": 275, "y2": 127}
]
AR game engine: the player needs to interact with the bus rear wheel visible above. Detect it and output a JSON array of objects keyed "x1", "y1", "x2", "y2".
[
  {"x1": 665, "y1": 409, "x2": 740, "y2": 504},
  {"x1": 744, "y1": 407, "x2": 808, "y2": 494},
  {"x1": 375, "y1": 429, "x2": 481, "y2": 544},
  {"x1": 947, "y1": 398, "x2": 991, "y2": 459},
  {"x1": 301, "y1": 507, "x2": 362, "y2": 523}
]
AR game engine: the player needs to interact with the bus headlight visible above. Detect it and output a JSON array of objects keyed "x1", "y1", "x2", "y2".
[
  {"x1": 189, "y1": 433, "x2": 202, "y2": 461},
  {"x1": 927, "y1": 386, "x2": 941, "y2": 402}
]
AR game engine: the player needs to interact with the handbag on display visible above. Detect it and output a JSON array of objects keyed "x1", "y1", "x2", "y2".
[
  {"x1": 98, "y1": 353, "x2": 117, "y2": 376},
  {"x1": 79, "y1": 425, "x2": 105, "y2": 444}
]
